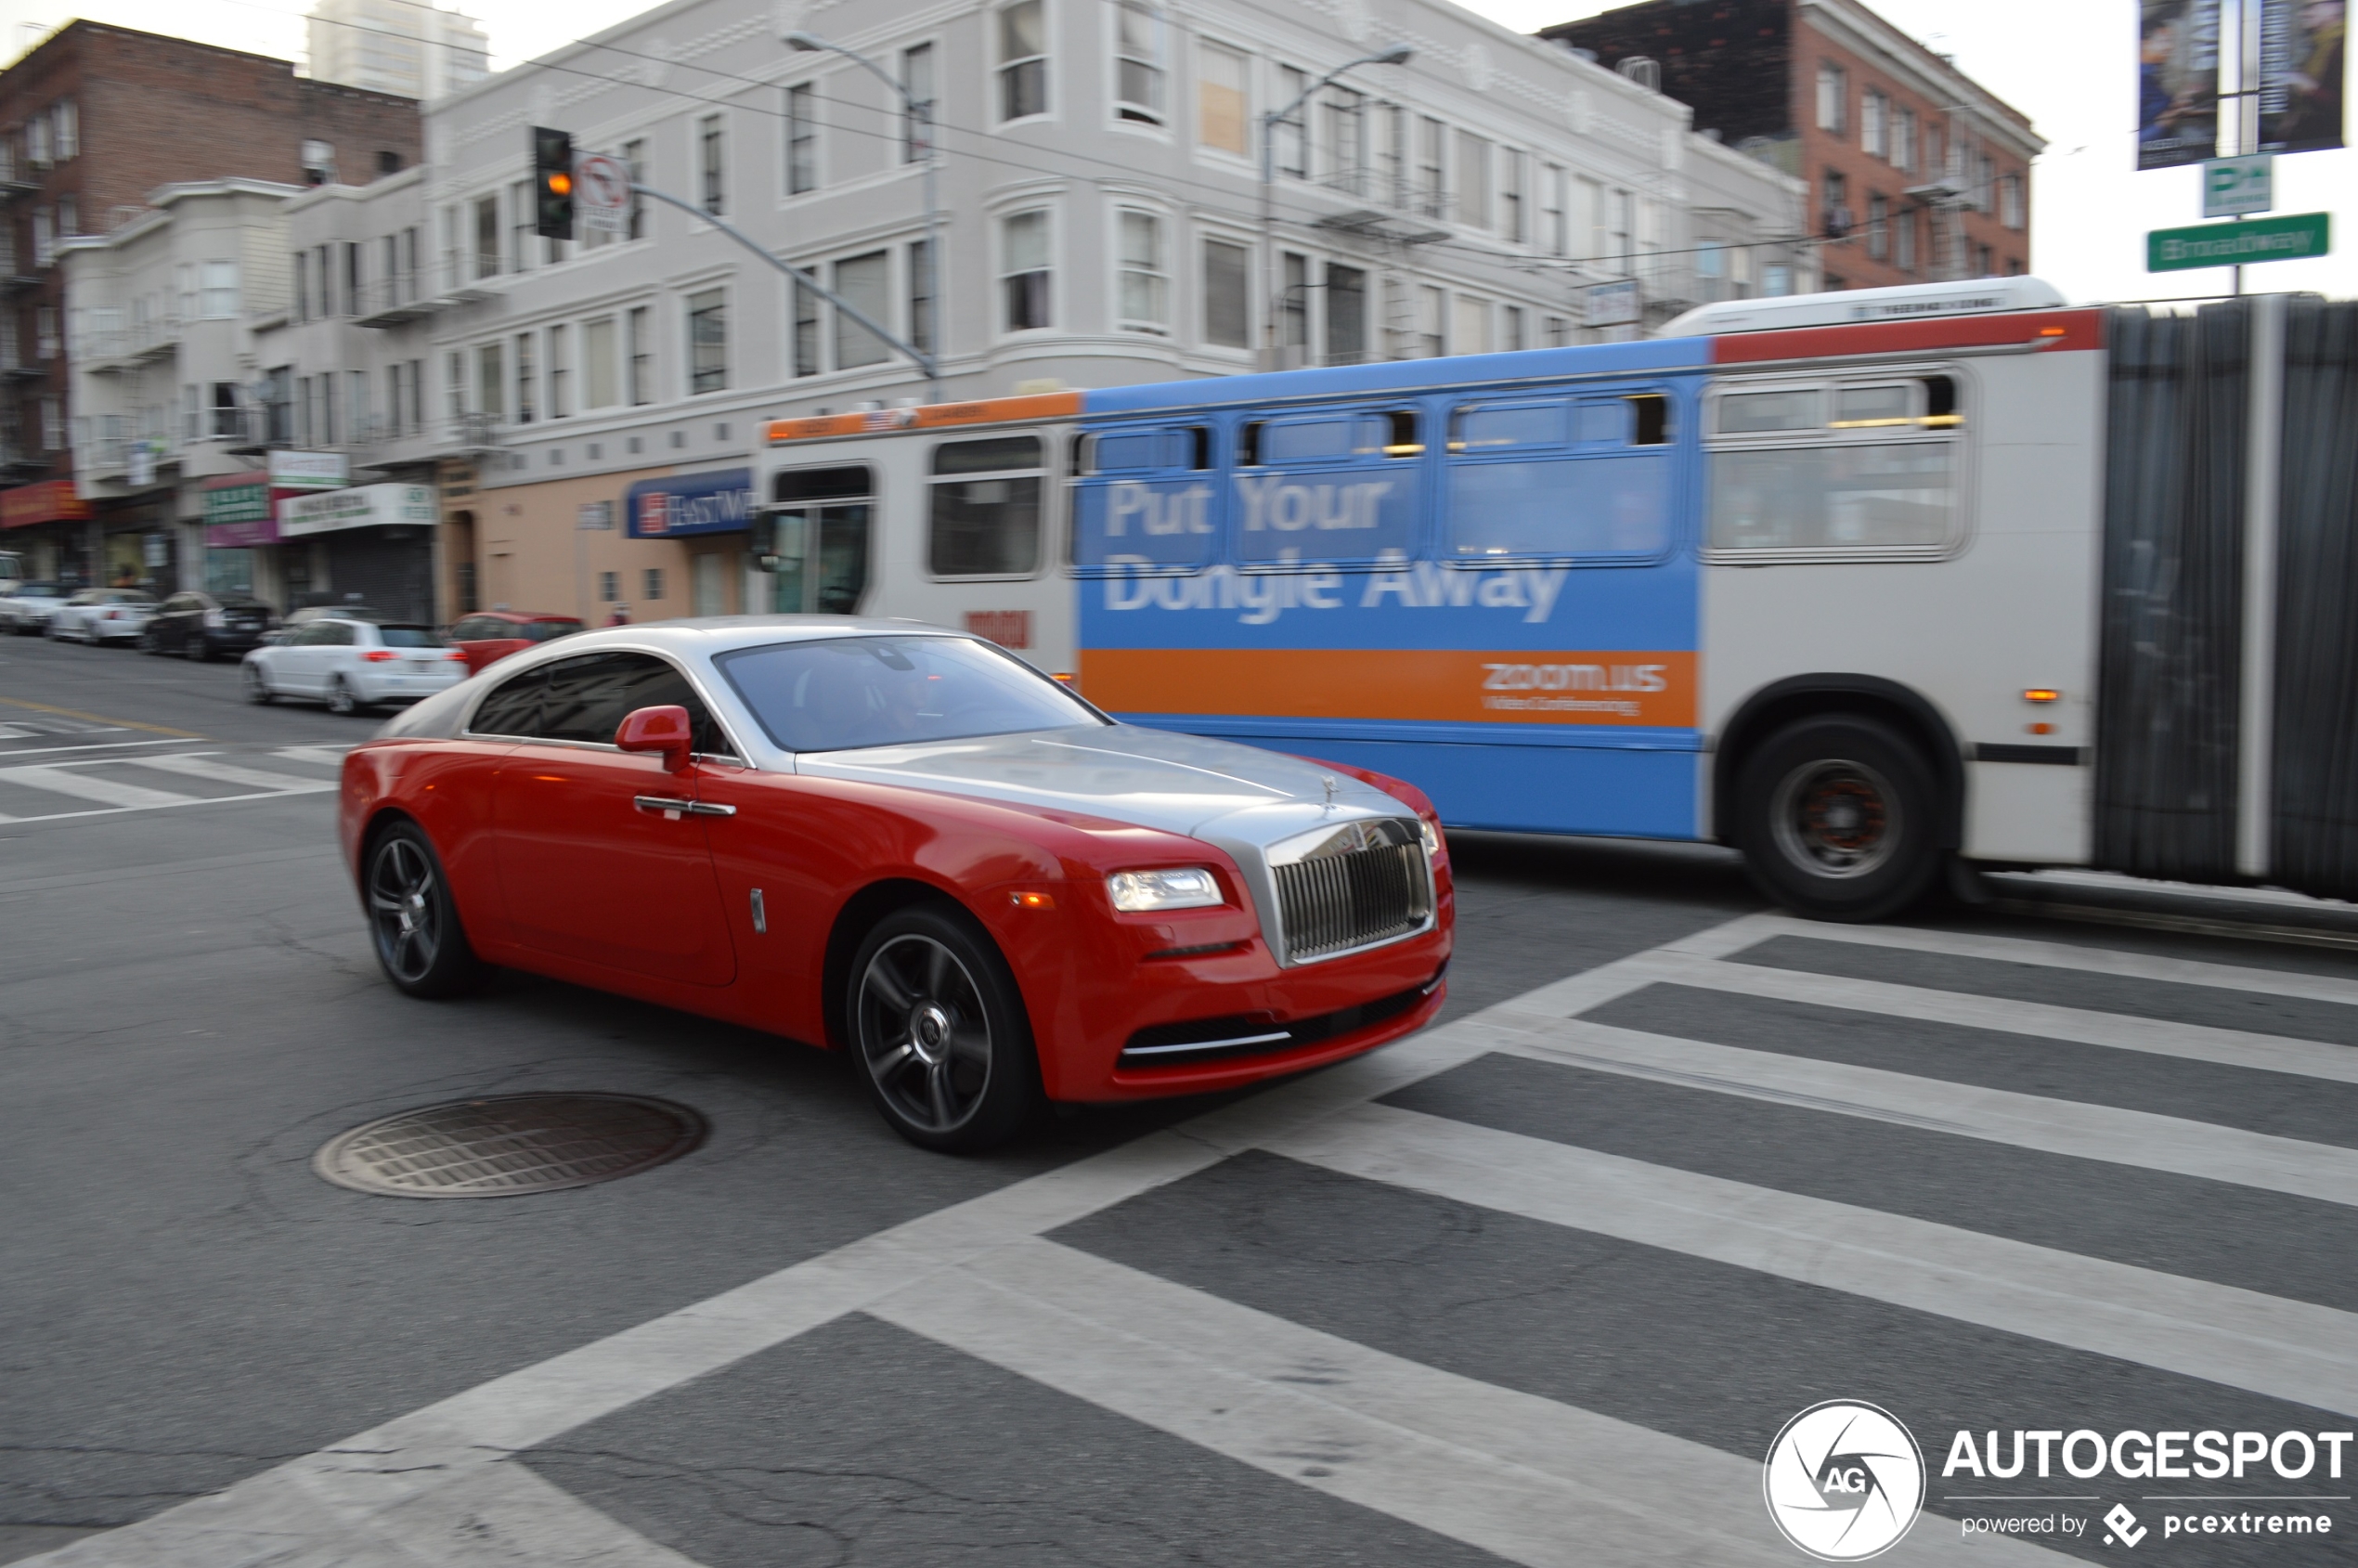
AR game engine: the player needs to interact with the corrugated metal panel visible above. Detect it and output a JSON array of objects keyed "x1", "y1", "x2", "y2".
[
  {"x1": 2270, "y1": 298, "x2": 2358, "y2": 899},
  {"x1": 2093, "y1": 302, "x2": 2248, "y2": 881}
]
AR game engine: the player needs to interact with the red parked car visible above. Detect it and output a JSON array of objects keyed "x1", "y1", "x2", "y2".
[
  {"x1": 446, "y1": 610, "x2": 585, "y2": 674},
  {"x1": 340, "y1": 620, "x2": 1453, "y2": 1151}
]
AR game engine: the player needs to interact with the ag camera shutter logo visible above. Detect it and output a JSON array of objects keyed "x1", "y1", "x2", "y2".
[{"x1": 1764, "y1": 1400, "x2": 1926, "y2": 1561}]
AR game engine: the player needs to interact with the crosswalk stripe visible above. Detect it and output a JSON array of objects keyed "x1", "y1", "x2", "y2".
[
  {"x1": 1646, "y1": 951, "x2": 2358, "y2": 1086},
  {"x1": 1271, "y1": 1103, "x2": 2358, "y2": 1419},
  {"x1": 1471, "y1": 1011, "x2": 2358, "y2": 1207},
  {"x1": 123, "y1": 754, "x2": 336, "y2": 795},
  {"x1": 1732, "y1": 914, "x2": 2358, "y2": 1008},
  {"x1": 0, "y1": 764, "x2": 192, "y2": 810},
  {"x1": 270, "y1": 745, "x2": 351, "y2": 768},
  {"x1": 877, "y1": 1239, "x2": 2060, "y2": 1566}
]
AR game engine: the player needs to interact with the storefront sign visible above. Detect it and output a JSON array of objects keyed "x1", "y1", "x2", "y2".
[
  {"x1": 627, "y1": 468, "x2": 755, "y2": 538},
  {"x1": 203, "y1": 473, "x2": 280, "y2": 548},
  {"x1": 268, "y1": 451, "x2": 352, "y2": 491},
  {"x1": 279, "y1": 483, "x2": 438, "y2": 538},
  {"x1": 1, "y1": 479, "x2": 93, "y2": 530}
]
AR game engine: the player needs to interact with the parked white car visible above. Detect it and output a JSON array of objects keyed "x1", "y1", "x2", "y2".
[
  {"x1": 46, "y1": 590, "x2": 157, "y2": 644},
  {"x1": 241, "y1": 618, "x2": 469, "y2": 715},
  {"x1": 0, "y1": 581, "x2": 71, "y2": 635}
]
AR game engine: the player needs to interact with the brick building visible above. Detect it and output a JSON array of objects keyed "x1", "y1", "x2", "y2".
[
  {"x1": 0, "y1": 21, "x2": 419, "y2": 586},
  {"x1": 1541, "y1": 0, "x2": 2040, "y2": 292}
]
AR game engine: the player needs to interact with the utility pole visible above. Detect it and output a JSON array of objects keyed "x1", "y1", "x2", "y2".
[{"x1": 1259, "y1": 45, "x2": 1413, "y2": 371}]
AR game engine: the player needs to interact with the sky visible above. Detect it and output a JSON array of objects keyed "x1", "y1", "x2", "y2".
[{"x1": 1, "y1": 0, "x2": 2350, "y2": 305}]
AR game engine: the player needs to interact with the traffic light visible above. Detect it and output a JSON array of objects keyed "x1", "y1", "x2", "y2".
[{"x1": 532, "y1": 126, "x2": 573, "y2": 240}]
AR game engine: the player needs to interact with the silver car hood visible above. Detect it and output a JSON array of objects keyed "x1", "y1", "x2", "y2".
[{"x1": 793, "y1": 724, "x2": 1413, "y2": 845}]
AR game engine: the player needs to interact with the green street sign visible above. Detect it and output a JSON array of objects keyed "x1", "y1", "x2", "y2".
[{"x1": 2147, "y1": 213, "x2": 2330, "y2": 272}]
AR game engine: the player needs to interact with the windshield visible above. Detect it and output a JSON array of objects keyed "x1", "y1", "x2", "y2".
[
  {"x1": 523, "y1": 618, "x2": 585, "y2": 641},
  {"x1": 380, "y1": 626, "x2": 443, "y2": 647},
  {"x1": 715, "y1": 635, "x2": 1104, "y2": 753}
]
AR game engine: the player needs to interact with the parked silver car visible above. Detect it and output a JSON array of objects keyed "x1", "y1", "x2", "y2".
[{"x1": 0, "y1": 581, "x2": 71, "y2": 635}]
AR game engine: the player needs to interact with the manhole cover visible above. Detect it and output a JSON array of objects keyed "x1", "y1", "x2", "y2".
[{"x1": 314, "y1": 1094, "x2": 707, "y2": 1199}]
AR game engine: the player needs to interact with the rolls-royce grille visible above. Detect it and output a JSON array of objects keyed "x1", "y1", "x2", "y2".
[{"x1": 1273, "y1": 834, "x2": 1432, "y2": 961}]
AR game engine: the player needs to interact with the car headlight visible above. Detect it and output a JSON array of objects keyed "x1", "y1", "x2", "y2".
[
  {"x1": 1107, "y1": 867, "x2": 1224, "y2": 913},
  {"x1": 1419, "y1": 817, "x2": 1444, "y2": 861}
]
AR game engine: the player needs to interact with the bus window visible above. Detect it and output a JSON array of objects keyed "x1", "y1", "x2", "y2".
[
  {"x1": 1717, "y1": 388, "x2": 1820, "y2": 434},
  {"x1": 1449, "y1": 402, "x2": 1565, "y2": 451},
  {"x1": 1262, "y1": 415, "x2": 1361, "y2": 464},
  {"x1": 930, "y1": 435, "x2": 1044, "y2": 577},
  {"x1": 1630, "y1": 394, "x2": 1670, "y2": 445},
  {"x1": 1704, "y1": 374, "x2": 1963, "y2": 557},
  {"x1": 1234, "y1": 409, "x2": 1420, "y2": 567},
  {"x1": 1239, "y1": 421, "x2": 1263, "y2": 467},
  {"x1": 766, "y1": 465, "x2": 874, "y2": 614},
  {"x1": 1071, "y1": 424, "x2": 1220, "y2": 572},
  {"x1": 1442, "y1": 393, "x2": 1673, "y2": 564}
]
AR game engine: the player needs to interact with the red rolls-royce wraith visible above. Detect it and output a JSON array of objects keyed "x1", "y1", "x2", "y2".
[{"x1": 341, "y1": 619, "x2": 1452, "y2": 1151}]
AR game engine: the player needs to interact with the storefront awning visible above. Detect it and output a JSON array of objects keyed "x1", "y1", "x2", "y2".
[
  {"x1": 1, "y1": 480, "x2": 92, "y2": 530},
  {"x1": 626, "y1": 468, "x2": 755, "y2": 538}
]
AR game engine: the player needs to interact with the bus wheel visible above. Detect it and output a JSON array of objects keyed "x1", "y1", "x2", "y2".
[{"x1": 1735, "y1": 715, "x2": 1939, "y2": 923}]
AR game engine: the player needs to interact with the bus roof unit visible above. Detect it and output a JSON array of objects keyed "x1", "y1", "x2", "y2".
[{"x1": 1659, "y1": 277, "x2": 2069, "y2": 338}]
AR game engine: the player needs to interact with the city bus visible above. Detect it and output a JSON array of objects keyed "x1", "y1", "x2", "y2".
[{"x1": 751, "y1": 278, "x2": 2358, "y2": 921}]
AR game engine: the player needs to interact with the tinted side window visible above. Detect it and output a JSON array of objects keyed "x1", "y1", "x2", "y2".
[
  {"x1": 532, "y1": 652, "x2": 734, "y2": 756},
  {"x1": 469, "y1": 666, "x2": 547, "y2": 736}
]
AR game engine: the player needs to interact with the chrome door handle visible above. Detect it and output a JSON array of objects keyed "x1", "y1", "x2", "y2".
[{"x1": 633, "y1": 797, "x2": 737, "y2": 819}]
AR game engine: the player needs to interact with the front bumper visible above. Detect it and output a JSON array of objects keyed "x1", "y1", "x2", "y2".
[{"x1": 1017, "y1": 893, "x2": 1455, "y2": 1103}]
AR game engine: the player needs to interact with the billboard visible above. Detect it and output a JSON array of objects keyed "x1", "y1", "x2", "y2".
[
  {"x1": 2141, "y1": 0, "x2": 2223, "y2": 168},
  {"x1": 2259, "y1": 0, "x2": 2346, "y2": 154}
]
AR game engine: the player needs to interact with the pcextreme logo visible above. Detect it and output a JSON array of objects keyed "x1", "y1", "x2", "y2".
[{"x1": 1764, "y1": 1401, "x2": 1928, "y2": 1562}]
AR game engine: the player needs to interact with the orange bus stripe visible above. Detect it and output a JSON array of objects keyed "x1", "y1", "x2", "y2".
[{"x1": 1079, "y1": 648, "x2": 1697, "y2": 730}]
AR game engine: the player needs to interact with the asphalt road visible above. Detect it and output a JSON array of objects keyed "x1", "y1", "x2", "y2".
[{"x1": 5, "y1": 630, "x2": 2356, "y2": 1568}]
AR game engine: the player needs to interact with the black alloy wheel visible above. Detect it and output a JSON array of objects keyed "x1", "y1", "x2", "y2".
[
  {"x1": 242, "y1": 663, "x2": 274, "y2": 704},
  {"x1": 185, "y1": 630, "x2": 208, "y2": 662},
  {"x1": 138, "y1": 628, "x2": 160, "y2": 654},
  {"x1": 364, "y1": 823, "x2": 485, "y2": 998},
  {"x1": 1733, "y1": 714, "x2": 1941, "y2": 922},
  {"x1": 328, "y1": 676, "x2": 361, "y2": 717},
  {"x1": 849, "y1": 905, "x2": 1038, "y2": 1152}
]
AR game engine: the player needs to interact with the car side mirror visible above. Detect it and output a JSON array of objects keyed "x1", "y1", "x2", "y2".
[{"x1": 615, "y1": 705, "x2": 694, "y2": 773}]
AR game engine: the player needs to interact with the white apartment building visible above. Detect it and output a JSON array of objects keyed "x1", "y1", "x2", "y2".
[
  {"x1": 60, "y1": 179, "x2": 298, "y2": 597},
  {"x1": 308, "y1": 0, "x2": 490, "y2": 103},
  {"x1": 238, "y1": 0, "x2": 1808, "y2": 624}
]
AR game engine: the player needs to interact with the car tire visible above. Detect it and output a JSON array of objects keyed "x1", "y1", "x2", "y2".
[
  {"x1": 848, "y1": 903, "x2": 1040, "y2": 1153},
  {"x1": 138, "y1": 628, "x2": 159, "y2": 654},
  {"x1": 242, "y1": 663, "x2": 275, "y2": 704},
  {"x1": 185, "y1": 632, "x2": 209, "y2": 663},
  {"x1": 363, "y1": 821, "x2": 486, "y2": 999},
  {"x1": 327, "y1": 676, "x2": 362, "y2": 716},
  {"x1": 1732, "y1": 715, "x2": 1942, "y2": 923}
]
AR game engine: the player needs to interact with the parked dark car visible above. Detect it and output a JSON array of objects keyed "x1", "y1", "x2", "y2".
[
  {"x1": 142, "y1": 591, "x2": 279, "y2": 661},
  {"x1": 447, "y1": 610, "x2": 586, "y2": 674}
]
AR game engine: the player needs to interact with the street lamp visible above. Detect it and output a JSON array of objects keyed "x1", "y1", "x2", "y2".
[
  {"x1": 1260, "y1": 43, "x2": 1412, "y2": 370},
  {"x1": 786, "y1": 30, "x2": 943, "y2": 401}
]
